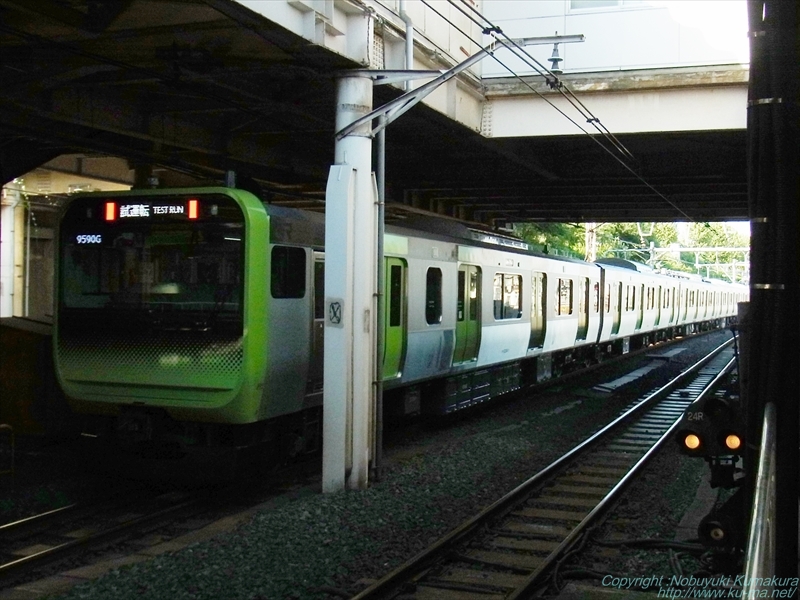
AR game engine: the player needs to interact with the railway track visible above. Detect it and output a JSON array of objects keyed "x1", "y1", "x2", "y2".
[
  {"x1": 0, "y1": 488, "x2": 205, "y2": 587},
  {"x1": 353, "y1": 338, "x2": 737, "y2": 600}
]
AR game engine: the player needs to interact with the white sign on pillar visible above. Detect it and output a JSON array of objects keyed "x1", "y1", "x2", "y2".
[{"x1": 322, "y1": 74, "x2": 376, "y2": 492}]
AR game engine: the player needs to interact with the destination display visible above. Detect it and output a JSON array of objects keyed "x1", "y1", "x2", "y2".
[{"x1": 103, "y1": 199, "x2": 200, "y2": 221}]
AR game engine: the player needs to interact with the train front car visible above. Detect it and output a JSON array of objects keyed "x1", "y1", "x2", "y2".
[{"x1": 55, "y1": 188, "x2": 269, "y2": 460}]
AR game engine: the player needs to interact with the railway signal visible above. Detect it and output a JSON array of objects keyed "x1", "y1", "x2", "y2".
[{"x1": 677, "y1": 389, "x2": 744, "y2": 489}]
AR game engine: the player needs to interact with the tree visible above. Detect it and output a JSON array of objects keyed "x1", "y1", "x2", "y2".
[
  {"x1": 511, "y1": 220, "x2": 749, "y2": 281},
  {"x1": 513, "y1": 222, "x2": 584, "y2": 257}
]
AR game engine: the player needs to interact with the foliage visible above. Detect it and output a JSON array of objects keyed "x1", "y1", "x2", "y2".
[
  {"x1": 512, "y1": 222, "x2": 584, "y2": 258},
  {"x1": 512, "y1": 220, "x2": 749, "y2": 281}
]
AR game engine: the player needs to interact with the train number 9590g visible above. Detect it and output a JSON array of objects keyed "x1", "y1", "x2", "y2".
[{"x1": 76, "y1": 234, "x2": 103, "y2": 244}]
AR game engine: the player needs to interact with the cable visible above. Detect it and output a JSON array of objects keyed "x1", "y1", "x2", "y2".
[
  {"x1": 450, "y1": 0, "x2": 638, "y2": 162},
  {"x1": 420, "y1": 0, "x2": 596, "y2": 139},
  {"x1": 421, "y1": 0, "x2": 697, "y2": 222}
]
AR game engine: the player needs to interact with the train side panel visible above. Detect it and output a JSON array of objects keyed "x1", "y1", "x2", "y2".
[
  {"x1": 476, "y1": 247, "x2": 529, "y2": 367},
  {"x1": 260, "y1": 244, "x2": 316, "y2": 420},
  {"x1": 396, "y1": 236, "x2": 457, "y2": 383}
]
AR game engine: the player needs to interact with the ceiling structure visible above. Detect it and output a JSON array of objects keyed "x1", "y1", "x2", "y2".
[{"x1": 0, "y1": 0, "x2": 749, "y2": 226}]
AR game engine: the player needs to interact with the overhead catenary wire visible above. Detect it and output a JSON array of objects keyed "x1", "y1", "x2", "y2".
[
  {"x1": 419, "y1": 0, "x2": 599, "y2": 139},
  {"x1": 419, "y1": 0, "x2": 696, "y2": 222},
  {"x1": 448, "y1": 0, "x2": 637, "y2": 162}
]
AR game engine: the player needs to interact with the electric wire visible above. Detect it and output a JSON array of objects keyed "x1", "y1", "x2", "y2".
[
  {"x1": 421, "y1": 0, "x2": 696, "y2": 222},
  {"x1": 450, "y1": 0, "x2": 637, "y2": 162},
  {"x1": 455, "y1": 0, "x2": 693, "y2": 220},
  {"x1": 420, "y1": 0, "x2": 598, "y2": 140}
]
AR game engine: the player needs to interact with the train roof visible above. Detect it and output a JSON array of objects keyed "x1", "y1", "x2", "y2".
[
  {"x1": 266, "y1": 203, "x2": 590, "y2": 267},
  {"x1": 385, "y1": 214, "x2": 589, "y2": 266},
  {"x1": 594, "y1": 258, "x2": 654, "y2": 273},
  {"x1": 265, "y1": 205, "x2": 744, "y2": 288}
]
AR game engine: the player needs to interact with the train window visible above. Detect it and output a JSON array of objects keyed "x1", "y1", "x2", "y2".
[
  {"x1": 578, "y1": 278, "x2": 589, "y2": 315},
  {"x1": 494, "y1": 273, "x2": 522, "y2": 320},
  {"x1": 314, "y1": 261, "x2": 325, "y2": 319},
  {"x1": 557, "y1": 278, "x2": 573, "y2": 316},
  {"x1": 271, "y1": 246, "x2": 306, "y2": 298},
  {"x1": 529, "y1": 272, "x2": 546, "y2": 348},
  {"x1": 605, "y1": 284, "x2": 611, "y2": 313},
  {"x1": 457, "y1": 271, "x2": 465, "y2": 321},
  {"x1": 469, "y1": 270, "x2": 480, "y2": 321},
  {"x1": 389, "y1": 265, "x2": 403, "y2": 327},
  {"x1": 593, "y1": 282, "x2": 600, "y2": 313},
  {"x1": 426, "y1": 267, "x2": 442, "y2": 324}
]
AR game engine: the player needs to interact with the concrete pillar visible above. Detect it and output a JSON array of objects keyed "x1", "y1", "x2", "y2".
[
  {"x1": 0, "y1": 186, "x2": 22, "y2": 317},
  {"x1": 322, "y1": 73, "x2": 376, "y2": 492}
]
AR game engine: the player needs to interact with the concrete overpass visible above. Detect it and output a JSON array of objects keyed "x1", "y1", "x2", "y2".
[{"x1": 0, "y1": 0, "x2": 748, "y2": 224}]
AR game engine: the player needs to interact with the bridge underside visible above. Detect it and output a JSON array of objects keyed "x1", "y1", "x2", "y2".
[{"x1": 0, "y1": 0, "x2": 747, "y2": 224}]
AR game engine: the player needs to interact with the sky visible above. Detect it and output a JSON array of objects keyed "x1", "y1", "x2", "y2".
[{"x1": 651, "y1": 0, "x2": 750, "y2": 63}]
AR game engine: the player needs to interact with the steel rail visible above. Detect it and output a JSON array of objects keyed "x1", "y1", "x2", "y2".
[
  {"x1": 0, "y1": 504, "x2": 78, "y2": 536},
  {"x1": 0, "y1": 486, "x2": 165, "y2": 539},
  {"x1": 0, "y1": 496, "x2": 202, "y2": 582},
  {"x1": 742, "y1": 402, "x2": 776, "y2": 596},
  {"x1": 351, "y1": 337, "x2": 735, "y2": 600},
  {"x1": 509, "y1": 351, "x2": 738, "y2": 598}
]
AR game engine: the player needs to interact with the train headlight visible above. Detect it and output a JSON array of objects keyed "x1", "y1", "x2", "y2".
[{"x1": 683, "y1": 433, "x2": 702, "y2": 451}]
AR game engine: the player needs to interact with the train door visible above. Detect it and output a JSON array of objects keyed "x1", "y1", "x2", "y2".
[
  {"x1": 683, "y1": 287, "x2": 689, "y2": 321},
  {"x1": 529, "y1": 272, "x2": 546, "y2": 349},
  {"x1": 670, "y1": 287, "x2": 676, "y2": 323},
  {"x1": 611, "y1": 282, "x2": 622, "y2": 335},
  {"x1": 577, "y1": 277, "x2": 589, "y2": 341},
  {"x1": 383, "y1": 257, "x2": 407, "y2": 379},
  {"x1": 453, "y1": 265, "x2": 481, "y2": 364},
  {"x1": 307, "y1": 252, "x2": 325, "y2": 392},
  {"x1": 656, "y1": 286, "x2": 662, "y2": 326},
  {"x1": 635, "y1": 284, "x2": 644, "y2": 330}
]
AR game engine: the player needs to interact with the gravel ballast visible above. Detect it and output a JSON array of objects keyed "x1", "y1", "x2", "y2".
[{"x1": 43, "y1": 330, "x2": 733, "y2": 600}]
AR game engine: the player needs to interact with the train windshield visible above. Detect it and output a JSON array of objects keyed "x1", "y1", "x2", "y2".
[{"x1": 58, "y1": 194, "x2": 245, "y2": 335}]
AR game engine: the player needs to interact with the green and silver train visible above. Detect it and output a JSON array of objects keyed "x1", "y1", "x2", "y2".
[{"x1": 55, "y1": 187, "x2": 747, "y2": 457}]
